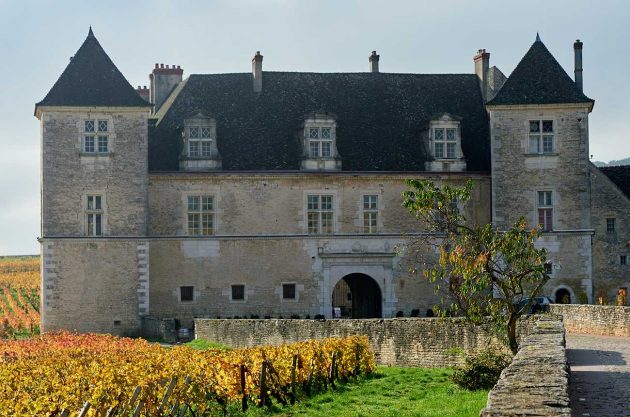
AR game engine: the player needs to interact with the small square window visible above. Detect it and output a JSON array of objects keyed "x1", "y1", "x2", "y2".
[
  {"x1": 190, "y1": 127, "x2": 199, "y2": 138},
  {"x1": 282, "y1": 283, "x2": 296, "y2": 300},
  {"x1": 606, "y1": 218, "x2": 616, "y2": 233},
  {"x1": 621, "y1": 255, "x2": 627, "y2": 266},
  {"x1": 529, "y1": 120, "x2": 540, "y2": 133},
  {"x1": 85, "y1": 120, "x2": 95, "y2": 132},
  {"x1": 180, "y1": 286, "x2": 194, "y2": 302},
  {"x1": 544, "y1": 262, "x2": 553, "y2": 275},
  {"x1": 231, "y1": 284, "x2": 245, "y2": 301},
  {"x1": 309, "y1": 128, "x2": 319, "y2": 139},
  {"x1": 98, "y1": 120, "x2": 108, "y2": 132},
  {"x1": 321, "y1": 128, "x2": 331, "y2": 139},
  {"x1": 201, "y1": 127, "x2": 211, "y2": 138}
]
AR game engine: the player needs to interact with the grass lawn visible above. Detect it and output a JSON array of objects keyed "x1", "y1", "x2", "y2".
[{"x1": 226, "y1": 367, "x2": 488, "y2": 417}]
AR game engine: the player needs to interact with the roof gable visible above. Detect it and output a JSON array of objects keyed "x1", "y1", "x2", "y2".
[
  {"x1": 36, "y1": 28, "x2": 148, "y2": 108},
  {"x1": 487, "y1": 37, "x2": 594, "y2": 106},
  {"x1": 149, "y1": 72, "x2": 490, "y2": 172}
]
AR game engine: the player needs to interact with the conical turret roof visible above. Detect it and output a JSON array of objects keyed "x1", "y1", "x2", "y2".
[
  {"x1": 36, "y1": 28, "x2": 148, "y2": 108},
  {"x1": 487, "y1": 36, "x2": 593, "y2": 106}
]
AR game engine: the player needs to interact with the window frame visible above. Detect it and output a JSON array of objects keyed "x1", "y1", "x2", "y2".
[
  {"x1": 306, "y1": 194, "x2": 335, "y2": 235},
  {"x1": 231, "y1": 284, "x2": 246, "y2": 302},
  {"x1": 307, "y1": 126, "x2": 334, "y2": 158},
  {"x1": 537, "y1": 190, "x2": 553, "y2": 232},
  {"x1": 606, "y1": 218, "x2": 616, "y2": 234},
  {"x1": 179, "y1": 286, "x2": 195, "y2": 303},
  {"x1": 528, "y1": 119, "x2": 555, "y2": 155},
  {"x1": 83, "y1": 119, "x2": 111, "y2": 155},
  {"x1": 362, "y1": 194, "x2": 379, "y2": 234},
  {"x1": 187, "y1": 195, "x2": 215, "y2": 236},
  {"x1": 621, "y1": 255, "x2": 627, "y2": 266},
  {"x1": 429, "y1": 116, "x2": 462, "y2": 161},
  {"x1": 282, "y1": 283, "x2": 297, "y2": 300},
  {"x1": 85, "y1": 194, "x2": 105, "y2": 236},
  {"x1": 187, "y1": 125, "x2": 214, "y2": 158}
]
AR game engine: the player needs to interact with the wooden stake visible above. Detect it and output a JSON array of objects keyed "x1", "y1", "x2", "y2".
[
  {"x1": 59, "y1": 410, "x2": 69, "y2": 417},
  {"x1": 77, "y1": 402, "x2": 91, "y2": 417},
  {"x1": 159, "y1": 377, "x2": 177, "y2": 413},
  {"x1": 290, "y1": 354, "x2": 297, "y2": 405},
  {"x1": 258, "y1": 362, "x2": 269, "y2": 407},
  {"x1": 240, "y1": 364, "x2": 248, "y2": 412},
  {"x1": 132, "y1": 401, "x2": 143, "y2": 417}
]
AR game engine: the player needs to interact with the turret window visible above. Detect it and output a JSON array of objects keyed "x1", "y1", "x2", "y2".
[
  {"x1": 529, "y1": 120, "x2": 554, "y2": 154},
  {"x1": 83, "y1": 119, "x2": 109, "y2": 154},
  {"x1": 86, "y1": 194, "x2": 104, "y2": 236}
]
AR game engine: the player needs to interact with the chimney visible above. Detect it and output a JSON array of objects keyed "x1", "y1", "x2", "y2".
[
  {"x1": 474, "y1": 49, "x2": 490, "y2": 102},
  {"x1": 252, "y1": 51, "x2": 263, "y2": 93},
  {"x1": 149, "y1": 63, "x2": 183, "y2": 112},
  {"x1": 574, "y1": 39, "x2": 583, "y2": 92},
  {"x1": 369, "y1": 51, "x2": 380, "y2": 73},
  {"x1": 136, "y1": 85, "x2": 150, "y2": 102}
]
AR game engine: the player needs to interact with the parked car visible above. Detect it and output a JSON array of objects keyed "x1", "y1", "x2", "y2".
[{"x1": 514, "y1": 296, "x2": 553, "y2": 313}]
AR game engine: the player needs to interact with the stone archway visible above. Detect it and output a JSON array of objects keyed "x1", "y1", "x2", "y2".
[
  {"x1": 332, "y1": 273, "x2": 382, "y2": 318},
  {"x1": 555, "y1": 288, "x2": 572, "y2": 304}
]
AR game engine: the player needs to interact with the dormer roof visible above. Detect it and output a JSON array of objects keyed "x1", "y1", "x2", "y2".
[
  {"x1": 487, "y1": 36, "x2": 594, "y2": 107},
  {"x1": 36, "y1": 28, "x2": 149, "y2": 109}
]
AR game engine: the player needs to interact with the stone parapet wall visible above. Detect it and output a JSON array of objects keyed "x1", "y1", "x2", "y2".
[
  {"x1": 550, "y1": 304, "x2": 630, "y2": 337},
  {"x1": 480, "y1": 316, "x2": 570, "y2": 417},
  {"x1": 195, "y1": 318, "x2": 501, "y2": 367}
]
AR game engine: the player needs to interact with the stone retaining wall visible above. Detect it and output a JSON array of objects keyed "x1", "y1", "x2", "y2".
[
  {"x1": 195, "y1": 317, "x2": 510, "y2": 367},
  {"x1": 480, "y1": 316, "x2": 569, "y2": 417},
  {"x1": 550, "y1": 304, "x2": 630, "y2": 337}
]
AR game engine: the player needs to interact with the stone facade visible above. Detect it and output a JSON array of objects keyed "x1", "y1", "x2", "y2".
[
  {"x1": 488, "y1": 105, "x2": 595, "y2": 303},
  {"x1": 35, "y1": 31, "x2": 630, "y2": 335}
]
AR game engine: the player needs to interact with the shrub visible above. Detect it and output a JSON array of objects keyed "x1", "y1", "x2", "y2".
[{"x1": 451, "y1": 349, "x2": 511, "y2": 390}]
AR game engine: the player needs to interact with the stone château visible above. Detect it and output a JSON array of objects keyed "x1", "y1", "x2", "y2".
[{"x1": 35, "y1": 29, "x2": 630, "y2": 334}]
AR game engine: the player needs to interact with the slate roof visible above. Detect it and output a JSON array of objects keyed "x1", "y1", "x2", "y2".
[
  {"x1": 487, "y1": 37, "x2": 594, "y2": 106},
  {"x1": 36, "y1": 28, "x2": 148, "y2": 108},
  {"x1": 600, "y1": 165, "x2": 630, "y2": 199},
  {"x1": 150, "y1": 72, "x2": 490, "y2": 172}
]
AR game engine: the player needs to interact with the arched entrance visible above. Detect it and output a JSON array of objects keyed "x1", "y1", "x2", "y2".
[
  {"x1": 555, "y1": 288, "x2": 571, "y2": 304},
  {"x1": 332, "y1": 273, "x2": 382, "y2": 318}
]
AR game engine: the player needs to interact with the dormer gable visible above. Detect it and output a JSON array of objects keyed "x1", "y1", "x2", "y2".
[
  {"x1": 300, "y1": 111, "x2": 342, "y2": 171},
  {"x1": 179, "y1": 112, "x2": 222, "y2": 171},
  {"x1": 425, "y1": 113, "x2": 466, "y2": 172}
]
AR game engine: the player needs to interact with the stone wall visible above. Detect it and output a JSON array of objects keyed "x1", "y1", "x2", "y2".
[
  {"x1": 195, "y1": 318, "x2": 503, "y2": 367},
  {"x1": 480, "y1": 316, "x2": 570, "y2": 417},
  {"x1": 551, "y1": 304, "x2": 630, "y2": 337},
  {"x1": 589, "y1": 165, "x2": 630, "y2": 304}
]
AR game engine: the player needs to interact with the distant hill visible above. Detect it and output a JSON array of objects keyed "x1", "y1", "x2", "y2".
[{"x1": 593, "y1": 157, "x2": 630, "y2": 167}]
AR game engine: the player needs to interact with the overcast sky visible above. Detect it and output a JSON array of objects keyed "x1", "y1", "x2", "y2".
[{"x1": 0, "y1": 0, "x2": 628, "y2": 256}]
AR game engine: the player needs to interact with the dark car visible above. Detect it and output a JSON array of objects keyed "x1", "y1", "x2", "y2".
[{"x1": 514, "y1": 296, "x2": 553, "y2": 313}]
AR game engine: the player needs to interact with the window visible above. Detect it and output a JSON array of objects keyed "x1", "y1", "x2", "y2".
[
  {"x1": 187, "y1": 196, "x2": 214, "y2": 235},
  {"x1": 282, "y1": 283, "x2": 296, "y2": 300},
  {"x1": 529, "y1": 120, "x2": 554, "y2": 154},
  {"x1": 537, "y1": 191, "x2": 553, "y2": 231},
  {"x1": 433, "y1": 127, "x2": 458, "y2": 159},
  {"x1": 308, "y1": 127, "x2": 333, "y2": 158},
  {"x1": 231, "y1": 284, "x2": 245, "y2": 301},
  {"x1": 84, "y1": 120, "x2": 109, "y2": 154},
  {"x1": 621, "y1": 255, "x2": 627, "y2": 266},
  {"x1": 363, "y1": 195, "x2": 378, "y2": 233},
  {"x1": 180, "y1": 286, "x2": 194, "y2": 302},
  {"x1": 606, "y1": 218, "x2": 616, "y2": 233},
  {"x1": 544, "y1": 262, "x2": 553, "y2": 275},
  {"x1": 307, "y1": 195, "x2": 334, "y2": 234},
  {"x1": 86, "y1": 195, "x2": 103, "y2": 236},
  {"x1": 188, "y1": 126, "x2": 213, "y2": 158}
]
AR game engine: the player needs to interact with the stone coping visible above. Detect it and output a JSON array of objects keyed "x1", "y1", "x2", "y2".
[{"x1": 480, "y1": 316, "x2": 570, "y2": 417}]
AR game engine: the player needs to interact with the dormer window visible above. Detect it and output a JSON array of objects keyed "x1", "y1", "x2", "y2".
[
  {"x1": 309, "y1": 127, "x2": 333, "y2": 157},
  {"x1": 188, "y1": 126, "x2": 212, "y2": 157},
  {"x1": 301, "y1": 112, "x2": 341, "y2": 171},
  {"x1": 426, "y1": 114, "x2": 466, "y2": 172},
  {"x1": 180, "y1": 113, "x2": 222, "y2": 171}
]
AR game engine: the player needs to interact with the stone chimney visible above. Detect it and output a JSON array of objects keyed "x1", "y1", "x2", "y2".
[
  {"x1": 136, "y1": 85, "x2": 149, "y2": 102},
  {"x1": 149, "y1": 64, "x2": 183, "y2": 112},
  {"x1": 574, "y1": 39, "x2": 583, "y2": 93},
  {"x1": 252, "y1": 51, "x2": 263, "y2": 93},
  {"x1": 473, "y1": 49, "x2": 490, "y2": 102},
  {"x1": 369, "y1": 51, "x2": 379, "y2": 73}
]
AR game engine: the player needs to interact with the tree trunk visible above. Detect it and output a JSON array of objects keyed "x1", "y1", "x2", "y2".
[{"x1": 507, "y1": 315, "x2": 519, "y2": 355}]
